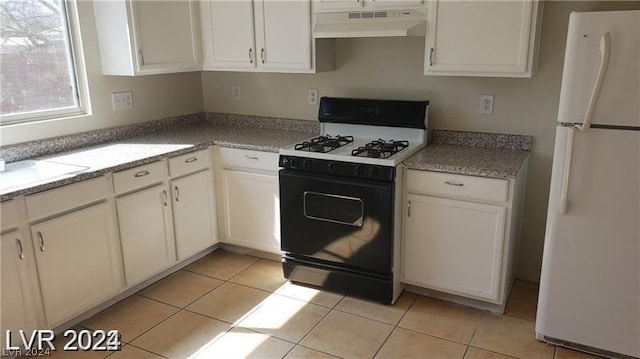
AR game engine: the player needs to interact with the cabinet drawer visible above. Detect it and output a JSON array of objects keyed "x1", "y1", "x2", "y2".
[
  {"x1": 219, "y1": 148, "x2": 279, "y2": 172},
  {"x1": 1, "y1": 200, "x2": 20, "y2": 231},
  {"x1": 26, "y1": 176, "x2": 111, "y2": 221},
  {"x1": 114, "y1": 161, "x2": 167, "y2": 194},
  {"x1": 169, "y1": 149, "x2": 210, "y2": 177},
  {"x1": 406, "y1": 170, "x2": 508, "y2": 203}
]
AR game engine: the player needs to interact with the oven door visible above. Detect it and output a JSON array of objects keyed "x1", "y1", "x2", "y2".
[{"x1": 279, "y1": 169, "x2": 394, "y2": 275}]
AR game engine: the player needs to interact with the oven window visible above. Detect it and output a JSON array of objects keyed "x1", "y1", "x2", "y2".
[{"x1": 303, "y1": 191, "x2": 364, "y2": 227}]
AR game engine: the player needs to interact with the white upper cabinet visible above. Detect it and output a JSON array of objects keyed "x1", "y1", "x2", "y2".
[
  {"x1": 201, "y1": 1, "x2": 256, "y2": 69},
  {"x1": 424, "y1": 0, "x2": 542, "y2": 77},
  {"x1": 256, "y1": 0, "x2": 311, "y2": 70},
  {"x1": 202, "y1": 0, "x2": 330, "y2": 73},
  {"x1": 94, "y1": 0, "x2": 200, "y2": 76}
]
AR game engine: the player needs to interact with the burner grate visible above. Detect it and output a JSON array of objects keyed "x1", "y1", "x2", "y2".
[
  {"x1": 351, "y1": 139, "x2": 409, "y2": 159},
  {"x1": 295, "y1": 135, "x2": 354, "y2": 153}
]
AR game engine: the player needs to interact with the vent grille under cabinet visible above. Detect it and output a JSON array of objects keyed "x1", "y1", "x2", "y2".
[{"x1": 313, "y1": 10, "x2": 426, "y2": 38}]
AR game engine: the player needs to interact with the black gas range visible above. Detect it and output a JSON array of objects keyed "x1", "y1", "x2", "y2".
[{"x1": 278, "y1": 97, "x2": 429, "y2": 304}]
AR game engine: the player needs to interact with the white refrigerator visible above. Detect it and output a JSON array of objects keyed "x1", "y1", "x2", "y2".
[{"x1": 536, "y1": 10, "x2": 640, "y2": 359}]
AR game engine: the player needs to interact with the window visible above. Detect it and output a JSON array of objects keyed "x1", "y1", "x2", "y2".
[{"x1": 0, "y1": 0, "x2": 88, "y2": 125}]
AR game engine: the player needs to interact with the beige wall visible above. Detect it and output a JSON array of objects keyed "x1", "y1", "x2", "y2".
[
  {"x1": 201, "y1": 1, "x2": 640, "y2": 282},
  {"x1": 0, "y1": 1, "x2": 204, "y2": 146}
]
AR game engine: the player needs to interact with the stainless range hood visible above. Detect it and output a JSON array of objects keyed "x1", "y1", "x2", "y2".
[{"x1": 313, "y1": 10, "x2": 426, "y2": 38}]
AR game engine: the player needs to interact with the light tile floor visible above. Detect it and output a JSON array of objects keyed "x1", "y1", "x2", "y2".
[{"x1": 51, "y1": 250, "x2": 604, "y2": 359}]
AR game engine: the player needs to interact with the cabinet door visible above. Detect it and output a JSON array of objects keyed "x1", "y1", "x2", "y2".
[
  {"x1": 201, "y1": 0, "x2": 257, "y2": 69},
  {"x1": 255, "y1": 0, "x2": 311, "y2": 71},
  {"x1": 131, "y1": 1, "x2": 200, "y2": 73},
  {"x1": 425, "y1": 0, "x2": 537, "y2": 77},
  {"x1": 117, "y1": 185, "x2": 176, "y2": 286},
  {"x1": 402, "y1": 194, "x2": 506, "y2": 301},
  {"x1": 221, "y1": 170, "x2": 280, "y2": 253},
  {"x1": 171, "y1": 170, "x2": 217, "y2": 260},
  {"x1": 1, "y1": 231, "x2": 42, "y2": 349},
  {"x1": 31, "y1": 203, "x2": 122, "y2": 327}
]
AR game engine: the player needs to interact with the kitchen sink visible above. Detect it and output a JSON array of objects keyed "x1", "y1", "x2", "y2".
[{"x1": 0, "y1": 160, "x2": 90, "y2": 193}]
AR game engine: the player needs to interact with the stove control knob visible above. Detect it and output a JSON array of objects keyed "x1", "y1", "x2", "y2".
[
  {"x1": 281, "y1": 157, "x2": 289, "y2": 166},
  {"x1": 303, "y1": 159, "x2": 313, "y2": 170},
  {"x1": 291, "y1": 158, "x2": 300, "y2": 169},
  {"x1": 354, "y1": 165, "x2": 364, "y2": 176},
  {"x1": 327, "y1": 161, "x2": 337, "y2": 172},
  {"x1": 368, "y1": 166, "x2": 380, "y2": 178}
]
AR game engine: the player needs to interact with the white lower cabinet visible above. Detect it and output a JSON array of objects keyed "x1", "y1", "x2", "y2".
[
  {"x1": 403, "y1": 194, "x2": 506, "y2": 301},
  {"x1": 1, "y1": 230, "x2": 43, "y2": 349},
  {"x1": 402, "y1": 167, "x2": 527, "y2": 308},
  {"x1": 217, "y1": 147, "x2": 281, "y2": 254},
  {"x1": 221, "y1": 169, "x2": 280, "y2": 253},
  {"x1": 117, "y1": 185, "x2": 176, "y2": 285},
  {"x1": 171, "y1": 170, "x2": 217, "y2": 260},
  {"x1": 31, "y1": 202, "x2": 123, "y2": 327}
]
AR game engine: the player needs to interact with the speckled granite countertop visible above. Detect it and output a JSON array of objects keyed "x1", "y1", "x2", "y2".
[
  {"x1": 0, "y1": 113, "x2": 318, "y2": 201},
  {"x1": 1, "y1": 118, "x2": 533, "y2": 200},
  {"x1": 403, "y1": 130, "x2": 532, "y2": 179}
]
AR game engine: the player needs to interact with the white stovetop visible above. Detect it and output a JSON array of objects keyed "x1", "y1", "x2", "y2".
[{"x1": 279, "y1": 122, "x2": 427, "y2": 166}]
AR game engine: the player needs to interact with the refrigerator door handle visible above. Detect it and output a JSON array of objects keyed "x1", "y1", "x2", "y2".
[
  {"x1": 574, "y1": 32, "x2": 612, "y2": 132},
  {"x1": 559, "y1": 128, "x2": 575, "y2": 215}
]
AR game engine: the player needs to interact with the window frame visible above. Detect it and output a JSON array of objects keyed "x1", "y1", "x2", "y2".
[{"x1": 0, "y1": 0, "x2": 91, "y2": 126}]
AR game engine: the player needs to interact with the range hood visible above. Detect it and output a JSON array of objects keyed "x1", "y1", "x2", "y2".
[{"x1": 313, "y1": 10, "x2": 426, "y2": 38}]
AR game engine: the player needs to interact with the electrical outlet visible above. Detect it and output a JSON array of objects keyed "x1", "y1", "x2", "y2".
[
  {"x1": 308, "y1": 88, "x2": 318, "y2": 105},
  {"x1": 232, "y1": 85, "x2": 241, "y2": 101},
  {"x1": 112, "y1": 91, "x2": 133, "y2": 111},
  {"x1": 480, "y1": 94, "x2": 495, "y2": 115}
]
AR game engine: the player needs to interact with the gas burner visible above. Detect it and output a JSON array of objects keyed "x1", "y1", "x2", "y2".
[
  {"x1": 295, "y1": 135, "x2": 354, "y2": 153},
  {"x1": 351, "y1": 139, "x2": 409, "y2": 159}
]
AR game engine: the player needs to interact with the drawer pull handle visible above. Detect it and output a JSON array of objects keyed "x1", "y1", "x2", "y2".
[
  {"x1": 244, "y1": 155, "x2": 259, "y2": 160},
  {"x1": 37, "y1": 232, "x2": 45, "y2": 252},
  {"x1": 407, "y1": 200, "x2": 411, "y2": 217},
  {"x1": 16, "y1": 238, "x2": 24, "y2": 260},
  {"x1": 444, "y1": 181, "x2": 464, "y2": 187},
  {"x1": 174, "y1": 186, "x2": 180, "y2": 202},
  {"x1": 134, "y1": 170, "x2": 150, "y2": 178},
  {"x1": 162, "y1": 190, "x2": 168, "y2": 207},
  {"x1": 185, "y1": 157, "x2": 198, "y2": 163}
]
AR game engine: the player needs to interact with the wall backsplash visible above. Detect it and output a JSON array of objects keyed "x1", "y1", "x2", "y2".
[{"x1": 201, "y1": 1, "x2": 640, "y2": 282}]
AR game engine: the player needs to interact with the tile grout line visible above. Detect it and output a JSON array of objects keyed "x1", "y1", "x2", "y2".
[
  {"x1": 370, "y1": 322, "x2": 395, "y2": 359},
  {"x1": 466, "y1": 345, "x2": 520, "y2": 359},
  {"x1": 294, "y1": 303, "x2": 337, "y2": 352},
  {"x1": 467, "y1": 311, "x2": 485, "y2": 347},
  {"x1": 394, "y1": 323, "x2": 479, "y2": 347},
  {"x1": 134, "y1": 293, "x2": 183, "y2": 310},
  {"x1": 295, "y1": 343, "x2": 344, "y2": 359},
  {"x1": 225, "y1": 257, "x2": 263, "y2": 283},
  {"x1": 119, "y1": 308, "x2": 184, "y2": 358},
  {"x1": 461, "y1": 345, "x2": 471, "y2": 359}
]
